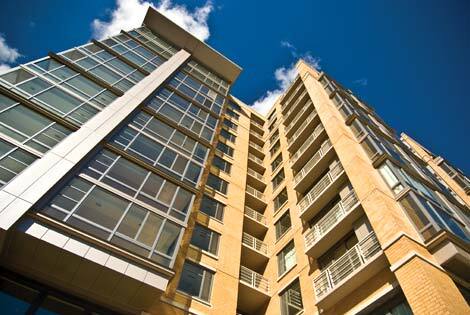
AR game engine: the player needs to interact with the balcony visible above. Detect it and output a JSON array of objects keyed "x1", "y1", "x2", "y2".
[
  {"x1": 238, "y1": 266, "x2": 270, "y2": 314},
  {"x1": 298, "y1": 162, "x2": 347, "y2": 222},
  {"x1": 248, "y1": 153, "x2": 265, "y2": 173},
  {"x1": 285, "y1": 100, "x2": 314, "y2": 137},
  {"x1": 241, "y1": 232, "x2": 269, "y2": 269},
  {"x1": 313, "y1": 232, "x2": 386, "y2": 309},
  {"x1": 293, "y1": 139, "x2": 334, "y2": 193},
  {"x1": 247, "y1": 168, "x2": 266, "y2": 190},
  {"x1": 304, "y1": 191, "x2": 362, "y2": 257},
  {"x1": 287, "y1": 110, "x2": 320, "y2": 152},
  {"x1": 281, "y1": 80, "x2": 304, "y2": 113},
  {"x1": 250, "y1": 120, "x2": 264, "y2": 135},
  {"x1": 243, "y1": 206, "x2": 268, "y2": 238},
  {"x1": 246, "y1": 185, "x2": 267, "y2": 209},
  {"x1": 249, "y1": 130, "x2": 265, "y2": 147},
  {"x1": 249, "y1": 141, "x2": 265, "y2": 158},
  {"x1": 283, "y1": 90, "x2": 310, "y2": 124},
  {"x1": 290, "y1": 124, "x2": 326, "y2": 170}
]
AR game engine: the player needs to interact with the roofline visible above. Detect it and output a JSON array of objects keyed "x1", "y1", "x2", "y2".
[{"x1": 143, "y1": 7, "x2": 242, "y2": 84}]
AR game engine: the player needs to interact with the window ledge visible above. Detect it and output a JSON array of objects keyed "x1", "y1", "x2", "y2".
[{"x1": 277, "y1": 264, "x2": 297, "y2": 282}]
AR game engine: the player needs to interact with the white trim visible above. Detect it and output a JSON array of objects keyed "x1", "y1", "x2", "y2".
[{"x1": 389, "y1": 250, "x2": 444, "y2": 273}]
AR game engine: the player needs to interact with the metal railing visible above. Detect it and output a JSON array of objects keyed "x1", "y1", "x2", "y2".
[
  {"x1": 284, "y1": 289, "x2": 303, "y2": 312},
  {"x1": 282, "y1": 83, "x2": 304, "y2": 109},
  {"x1": 313, "y1": 232, "x2": 381, "y2": 299},
  {"x1": 250, "y1": 129, "x2": 264, "y2": 139},
  {"x1": 251, "y1": 120, "x2": 264, "y2": 130},
  {"x1": 244, "y1": 206, "x2": 267, "y2": 226},
  {"x1": 246, "y1": 185, "x2": 266, "y2": 201},
  {"x1": 242, "y1": 232, "x2": 268, "y2": 255},
  {"x1": 249, "y1": 141, "x2": 264, "y2": 152},
  {"x1": 247, "y1": 168, "x2": 264, "y2": 181},
  {"x1": 284, "y1": 90, "x2": 309, "y2": 120},
  {"x1": 304, "y1": 190, "x2": 359, "y2": 249},
  {"x1": 298, "y1": 162, "x2": 344, "y2": 215},
  {"x1": 240, "y1": 266, "x2": 270, "y2": 294},
  {"x1": 287, "y1": 110, "x2": 318, "y2": 146},
  {"x1": 293, "y1": 140, "x2": 332, "y2": 186},
  {"x1": 290, "y1": 124, "x2": 325, "y2": 164},
  {"x1": 248, "y1": 153, "x2": 264, "y2": 165},
  {"x1": 285, "y1": 100, "x2": 313, "y2": 133}
]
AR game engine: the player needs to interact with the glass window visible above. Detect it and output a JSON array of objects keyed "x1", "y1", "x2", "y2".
[
  {"x1": 277, "y1": 241, "x2": 296, "y2": 276},
  {"x1": 271, "y1": 153, "x2": 283, "y2": 172},
  {"x1": 272, "y1": 168, "x2": 285, "y2": 190},
  {"x1": 40, "y1": 176, "x2": 184, "y2": 268},
  {"x1": 216, "y1": 142, "x2": 233, "y2": 157},
  {"x1": 223, "y1": 119, "x2": 237, "y2": 131},
  {"x1": 207, "y1": 174, "x2": 228, "y2": 194},
  {"x1": 220, "y1": 128, "x2": 236, "y2": 143},
  {"x1": 274, "y1": 188, "x2": 288, "y2": 211},
  {"x1": 178, "y1": 261, "x2": 214, "y2": 302},
  {"x1": 200, "y1": 195, "x2": 225, "y2": 221},
  {"x1": 190, "y1": 224, "x2": 220, "y2": 255},
  {"x1": 0, "y1": 139, "x2": 37, "y2": 188},
  {"x1": 212, "y1": 155, "x2": 231, "y2": 174},
  {"x1": 0, "y1": 94, "x2": 71, "y2": 153},
  {"x1": 275, "y1": 210, "x2": 292, "y2": 240},
  {"x1": 280, "y1": 279, "x2": 303, "y2": 315},
  {"x1": 270, "y1": 140, "x2": 281, "y2": 156}
]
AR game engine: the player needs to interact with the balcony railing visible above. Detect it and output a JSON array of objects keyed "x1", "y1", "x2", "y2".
[
  {"x1": 251, "y1": 120, "x2": 264, "y2": 130},
  {"x1": 304, "y1": 191, "x2": 359, "y2": 249},
  {"x1": 284, "y1": 90, "x2": 308, "y2": 119},
  {"x1": 290, "y1": 124, "x2": 325, "y2": 165},
  {"x1": 283, "y1": 82, "x2": 303, "y2": 108},
  {"x1": 248, "y1": 153, "x2": 263, "y2": 165},
  {"x1": 298, "y1": 163, "x2": 344, "y2": 214},
  {"x1": 249, "y1": 141, "x2": 264, "y2": 152},
  {"x1": 242, "y1": 232, "x2": 268, "y2": 255},
  {"x1": 285, "y1": 100, "x2": 313, "y2": 133},
  {"x1": 287, "y1": 110, "x2": 318, "y2": 146},
  {"x1": 240, "y1": 266, "x2": 270, "y2": 294},
  {"x1": 247, "y1": 168, "x2": 264, "y2": 181},
  {"x1": 246, "y1": 185, "x2": 266, "y2": 201},
  {"x1": 320, "y1": 76, "x2": 337, "y2": 95},
  {"x1": 250, "y1": 130, "x2": 263, "y2": 139},
  {"x1": 293, "y1": 140, "x2": 332, "y2": 186},
  {"x1": 313, "y1": 232, "x2": 381, "y2": 299},
  {"x1": 244, "y1": 206, "x2": 267, "y2": 226}
]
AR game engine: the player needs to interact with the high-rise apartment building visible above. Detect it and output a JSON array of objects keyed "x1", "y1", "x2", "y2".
[{"x1": 0, "y1": 6, "x2": 469, "y2": 315}]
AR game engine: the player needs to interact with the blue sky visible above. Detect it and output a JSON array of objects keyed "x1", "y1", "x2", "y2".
[{"x1": 0, "y1": 0, "x2": 468, "y2": 173}]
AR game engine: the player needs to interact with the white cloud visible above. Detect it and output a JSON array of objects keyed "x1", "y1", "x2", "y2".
[
  {"x1": 0, "y1": 34, "x2": 21, "y2": 74},
  {"x1": 250, "y1": 42, "x2": 321, "y2": 115},
  {"x1": 92, "y1": 0, "x2": 213, "y2": 41}
]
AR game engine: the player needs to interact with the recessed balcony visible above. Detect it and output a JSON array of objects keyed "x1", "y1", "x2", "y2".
[
  {"x1": 246, "y1": 185, "x2": 267, "y2": 210},
  {"x1": 238, "y1": 266, "x2": 270, "y2": 314},
  {"x1": 249, "y1": 141, "x2": 265, "y2": 158},
  {"x1": 248, "y1": 153, "x2": 265, "y2": 173},
  {"x1": 293, "y1": 139, "x2": 334, "y2": 193},
  {"x1": 247, "y1": 168, "x2": 266, "y2": 190},
  {"x1": 287, "y1": 110, "x2": 320, "y2": 152},
  {"x1": 298, "y1": 162, "x2": 348, "y2": 222},
  {"x1": 313, "y1": 232, "x2": 386, "y2": 310},
  {"x1": 250, "y1": 120, "x2": 264, "y2": 135},
  {"x1": 243, "y1": 206, "x2": 268, "y2": 239},
  {"x1": 283, "y1": 89, "x2": 310, "y2": 123},
  {"x1": 241, "y1": 232, "x2": 269, "y2": 270},
  {"x1": 281, "y1": 79, "x2": 304, "y2": 112},
  {"x1": 304, "y1": 191, "x2": 362, "y2": 258},
  {"x1": 285, "y1": 100, "x2": 314, "y2": 137},
  {"x1": 290, "y1": 124, "x2": 326, "y2": 170},
  {"x1": 249, "y1": 130, "x2": 264, "y2": 146}
]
